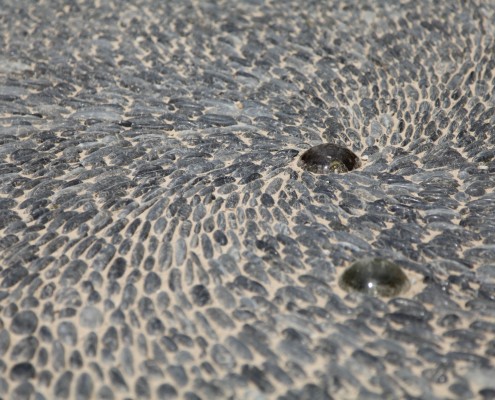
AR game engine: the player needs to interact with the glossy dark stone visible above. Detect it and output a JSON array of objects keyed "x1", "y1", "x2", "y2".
[
  {"x1": 298, "y1": 143, "x2": 361, "y2": 173},
  {"x1": 339, "y1": 258, "x2": 411, "y2": 297}
]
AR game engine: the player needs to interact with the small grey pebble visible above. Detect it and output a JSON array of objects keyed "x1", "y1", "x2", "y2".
[
  {"x1": 10, "y1": 362, "x2": 36, "y2": 381},
  {"x1": 167, "y1": 365, "x2": 188, "y2": 387},
  {"x1": 11, "y1": 382, "x2": 35, "y2": 400},
  {"x1": 109, "y1": 367, "x2": 128, "y2": 391},
  {"x1": 97, "y1": 385, "x2": 114, "y2": 400},
  {"x1": 11, "y1": 336, "x2": 38, "y2": 361},
  {"x1": 211, "y1": 343, "x2": 236, "y2": 369},
  {"x1": 135, "y1": 377, "x2": 151, "y2": 399},
  {"x1": 57, "y1": 321, "x2": 77, "y2": 346},
  {"x1": 54, "y1": 371, "x2": 73, "y2": 399},
  {"x1": 213, "y1": 230, "x2": 228, "y2": 245},
  {"x1": 0, "y1": 330, "x2": 10, "y2": 356},
  {"x1": 76, "y1": 373, "x2": 93, "y2": 400},
  {"x1": 144, "y1": 272, "x2": 161, "y2": 294},
  {"x1": 102, "y1": 327, "x2": 119, "y2": 352},
  {"x1": 11, "y1": 311, "x2": 38, "y2": 335},
  {"x1": 190, "y1": 284, "x2": 211, "y2": 306},
  {"x1": 156, "y1": 383, "x2": 178, "y2": 399}
]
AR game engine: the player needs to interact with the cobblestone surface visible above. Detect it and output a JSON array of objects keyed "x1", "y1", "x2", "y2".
[{"x1": 1, "y1": 0, "x2": 495, "y2": 399}]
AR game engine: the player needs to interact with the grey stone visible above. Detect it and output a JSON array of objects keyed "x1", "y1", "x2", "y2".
[
  {"x1": 54, "y1": 371, "x2": 73, "y2": 399},
  {"x1": 0, "y1": 330, "x2": 10, "y2": 356},
  {"x1": 211, "y1": 344, "x2": 235, "y2": 369},
  {"x1": 10, "y1": 336, "x2": 38, "y2": 361},
  {"x1": 76, "y1": 373, "x2": 93, "y2": 400},
  {"x1": 156, "y1": 384, "x2": 177, "y2": 399},
  {"x1": 190, "y1": 285, "x2": 211, "y2": 307},
  {"x1": 97, "y1": 385, "x2": 114, "y2": 400},
  {"x1": 135, "y1": 377, "x2": 150, "y2": 399},
  {"x1": 167, "y1": 365, "x2": 188, "y2": 387},
  {"x1": 144, "y1": 272, "x2": 161, "y2": 294},
  {"x1": 10, "y1": 362, "x2": 35, "y2": 381},
  {"x1": 57, "y1": 321, "x2": 77, "y2": 346},
  {"x1": 11, "y1": 382, "x2": 35, "y2": 400},
  {"x1": 79, "y1": 306, "x2": 103, "y2": 329},
  {"x1": 108, "y1": 367, "x2": 128, "y2": 391},
  {"x1": 11, "y1": 311, "x2": 38, "y2": 335},
  {"x1": 102, "y1": 327, "x2": 119, "y2": 352}
]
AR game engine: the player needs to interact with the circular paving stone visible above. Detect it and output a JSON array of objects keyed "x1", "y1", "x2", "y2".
[
  {"x1": 339, "y1": 258, "x2": 411, "y2": 297},
  {"x1": 298, "y1": 143, "x2": 361, "y2": 173}
]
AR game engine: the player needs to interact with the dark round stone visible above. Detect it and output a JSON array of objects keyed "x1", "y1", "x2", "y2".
[
  {"x1": 10, "y1": 311, "x2": 38, "y2": 335},
  {"x1": 213, "y1": 230, "x2": 228, "y2": 246},
  {"x1": 298, "y1": 143, "x2": 361, "y2": 173},
  {"x1": 339, "y1": 258, "x2": 411, "y2": 297},
  {"x1": 146, "y1": 317, "x2": 165, "y2": 335},
  {"x1": 190, "y1": 285, "x2": 211, "y2": 307}
]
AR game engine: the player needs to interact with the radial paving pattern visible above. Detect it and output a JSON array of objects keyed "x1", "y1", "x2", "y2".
[{"x1": 1, "y1": 0, "x2": 495, "y2": 399}]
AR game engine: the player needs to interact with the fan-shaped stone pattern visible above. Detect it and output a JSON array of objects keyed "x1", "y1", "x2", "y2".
[
  {"x1": 339, "y1": 258, "x2": 411, "y2": 297},
  {"x1": 298, "y1": 144, "x2": 361, "y2": 174},
  {"x1": 1, "y1": 0, "x2": 495, "y2": 399}
]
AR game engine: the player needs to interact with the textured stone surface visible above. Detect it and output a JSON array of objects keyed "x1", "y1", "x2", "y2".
[{"x1": 1, "y1": 0, "x2": 495, "y2": 399}]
